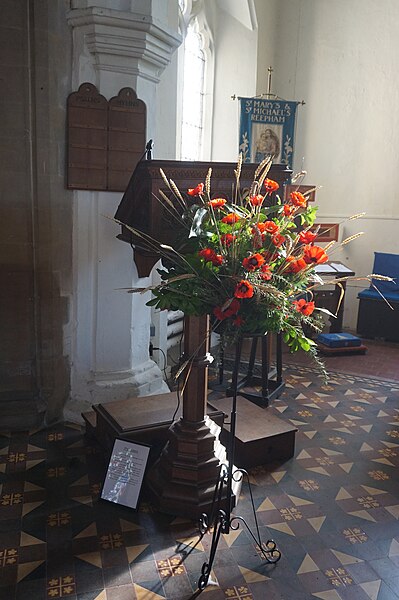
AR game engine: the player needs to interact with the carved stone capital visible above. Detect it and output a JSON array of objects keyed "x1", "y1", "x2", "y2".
[{"x1": 67, "y1": 7, "x2": 181, "y2": 82}]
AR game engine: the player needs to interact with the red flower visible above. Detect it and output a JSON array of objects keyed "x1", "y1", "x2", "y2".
[
  {"x1": 221, "y1": 213, "x2": 240, "y2": 224},
  {"x1": 286, "y1": 256, "x2": 308, "y2": 273},
  {"x1": 234, "y1": 280, "x2": 254, "y2": 299},
  {"x1": 233, "y1": 315, "x2": 244, "y2": 327},
  {"x1": 271, "y1": 233, "x2": 285, "y2": 247},
  {"x1": 258, "y1": 221, "x2": 279, "y2": 235},
  {"x1": 198, "y1": 248, "x2": 223, "y2": 266},
  {"x1": 220, "y1": 233, "x2": 235, "y2": 245},
  {"x1": 290, "y1": 191, "x2": 307, "y2": 208},
  {"x1": 249, "y1": 194, "x2": 264, "y2": 206},
  {"x1": 208, "y1": 198, "x2": 227, "y2": 209},
  {"x1": 188, "y1": 183, "x2": 204, "y2": 196},
  {"x1": 199, "y1": 248, "x2": 215, "y2": 261},
  {"x1": 294, "y1": 299, "x2": 315, "y2": 316},
  {"x1": 264, "y1": 179, "x2": 279, "y2": 194},
  {"x1": 242, "y1": 253, "x2": 265, "y2": 271},
  {"x1": 282, "y1": 204, "x2": 294, "y2": 217},
  {"x1": 213, "y1": 298, "x2": 240, "y2": 321},
  {"x1": 260, "y1": 264, "x2": 272, "y2": 280},
  {"x1": 299, "y1": 230, "x2": 317, "y2": 244},
  {"x1": 303, "y1": 244, "x2": 328, "y2": 265}
]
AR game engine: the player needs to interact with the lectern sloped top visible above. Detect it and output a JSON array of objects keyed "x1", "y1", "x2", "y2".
[{"x1": 114, "y1": 159, "x2": 291, "y2": 277}]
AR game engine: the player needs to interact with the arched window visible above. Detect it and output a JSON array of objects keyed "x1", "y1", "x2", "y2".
[
  {"x1": 180, "y1": 22, "x2": 205, "y2": 161},
  {"x1": 177, "y1": 2, "x2": 213, "y2": 161}
]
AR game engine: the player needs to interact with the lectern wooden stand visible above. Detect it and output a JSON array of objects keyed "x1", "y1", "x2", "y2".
[
  {"x1": 111, "y1": 159, "x2": 293, "y2": 519},
  {"x1": 146, "y1": 315, "x2": 230, "y2": 520}
]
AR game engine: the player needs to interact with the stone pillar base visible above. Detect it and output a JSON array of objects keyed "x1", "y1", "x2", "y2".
[{"x1": 66, "y1": 360, "x2": 169, "y2": 423}]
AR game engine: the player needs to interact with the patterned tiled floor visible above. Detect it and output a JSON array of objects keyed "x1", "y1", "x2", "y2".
[{"x1": 1, "y1": 364, "x2": 399, "y2": 599}]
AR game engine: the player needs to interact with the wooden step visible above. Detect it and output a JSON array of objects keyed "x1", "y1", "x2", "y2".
[
  {"x1": 82, "y1": 411, "x2": 97, "y2": 438},
  {"x1": 90, "y1": 391, "x2": 225, "y2": 458},
  {"x1": 207, "y1": 395, "x2": 297, "y2": 469}
]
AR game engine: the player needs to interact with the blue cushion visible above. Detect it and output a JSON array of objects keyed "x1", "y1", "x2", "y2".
[
  {"x1": 358, "y1": 252, "x2": 399, "y2": 301},
  {"x1": 371, "y1": 252, "x2": 399, "y2": 293},
  {"x1": 358, "y1": 289, "x2": 399, "y2": 303}
]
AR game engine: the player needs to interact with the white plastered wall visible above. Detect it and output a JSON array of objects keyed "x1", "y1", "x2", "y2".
[{"x1": 259, "y1": 0, "x2": 399, "y2": 330}]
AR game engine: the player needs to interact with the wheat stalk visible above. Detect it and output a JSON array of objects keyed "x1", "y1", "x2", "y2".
[
  {"x1": 234, "y1": 153, "x2": 243, "y2": 182},
  {"x1": 323, "y1": 240, "x2": 336, "y2": 253},
  {"x1": 369, "y1": 274, "x2": 394, "y2": 281},
  {"x1": 254, "y1": 156, "x2": 272, "y2": 180},
  {"x1": 170, "y1": 179, "x2": 187, "y2": 209},
  {"x1": 349, "y1": 212, "x2": 366, "y2": 220},
  {"x1": 159, "y1": 168, "x2": 170, "y2": 189},
  {"x1": 205, "y1": 168, "x2": 212, "y2": 194},
  {"x1": 340, "y1": 232, "x2": 364, "y2": 246}
]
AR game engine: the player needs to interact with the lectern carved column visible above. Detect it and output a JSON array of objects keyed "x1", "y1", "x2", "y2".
[{"x1": 146, "y1": 314, "x2": 227, "y2": 519}]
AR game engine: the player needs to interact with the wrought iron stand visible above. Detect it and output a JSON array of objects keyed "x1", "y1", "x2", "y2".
[
  {"x1": 193, "y1": 335, "x2": 282, "y2": 594},
  {"x1": 216, "y1": 332, "x2": 285, "y2": 407}
]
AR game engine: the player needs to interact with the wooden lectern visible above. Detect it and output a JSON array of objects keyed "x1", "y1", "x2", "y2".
[{"x1": 112, "y1": 159, "x2": 291, "y2": 518}]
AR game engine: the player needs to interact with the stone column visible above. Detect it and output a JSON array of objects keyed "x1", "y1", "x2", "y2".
[{"x1": 65, "y1": 3, "x2": 181, "y2": 420}]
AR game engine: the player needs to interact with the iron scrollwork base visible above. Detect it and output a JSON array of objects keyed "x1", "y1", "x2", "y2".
[
  {"x1": 191, "y1": 335, "x2": 282, "y2": 596},
  {"x1": 196, "y1": 467, "x2": 281, "y2": 592}
]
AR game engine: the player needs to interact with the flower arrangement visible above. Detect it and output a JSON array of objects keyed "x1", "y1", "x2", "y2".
[{"x1": 121, "y1": 156, "x2": 390, "y2": 373}]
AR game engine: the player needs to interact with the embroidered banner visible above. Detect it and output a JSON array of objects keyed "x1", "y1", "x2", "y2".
[{"x1": 239, "y1": 97, "x2": 298, "y2": 168}]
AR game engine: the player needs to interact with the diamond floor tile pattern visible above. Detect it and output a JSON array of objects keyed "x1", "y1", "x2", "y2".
[{"x1": 1, "y1": 365, "x2": 399, "y2": 598}]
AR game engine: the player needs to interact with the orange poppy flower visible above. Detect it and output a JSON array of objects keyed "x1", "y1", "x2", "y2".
[
  {"x1": 221, "y1": 213, "x2": 240, "y2": 224},
  {"x1": 258, "y1": 221, "x2": 279, "y2": 235},
  {"x1": 271, "y1": 233, "x2": 285, "y2": 247},
  {"x1": 286, "y1": 256, "x2": 308, "y2": 273},
  {"x1": 290, "y1": 191, "x2": 307, "y2": 208},
  {"x1": 294, "y1": 299, "x2": 315, "y2": 316},
  {"x1": 198, "y1": 248, "x2": 223, "y2": 266},
  {"x1": 242, "y1": 253, "x2": 265, "y2": 271},
  {"x1": 282, "y1": 204, "x2": 294, "y2": 217},
  {"x1": 220, "y1": 233, "x2": 235, "y2": 245},
  {"x1": 208, "y1": 198, "x2": 227, "y2": 209},
  {"x1": 249, "y1": 195, "x2": 264, "y2": 206},
  {"x1": 264, "y1": 179, "x2": 279, "y2": 194},
  {"x1": 303, "y1": 244, "x2": 328, "y2": 265},
  {"x1": 234, "y1": 280, "x2": 254, "y2": 299},
  {"x1": 260, "y1": 264, "x2": 272, "y2": 280},
  {"x1": 299, "y1": 230, "x2": 317, "y2": 244},
  {"x1": 213, "y1": 298, "x2": 240, "y2": 320},
  {"x1": 233, "y1": 315, "x2": 244, "y2": 327},
  {"x1": 188, "y1": 183, "x2": 204, "y2": 196}
]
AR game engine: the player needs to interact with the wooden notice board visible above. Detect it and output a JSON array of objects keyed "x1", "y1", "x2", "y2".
[
  {"x1": 67, "y1": 84, "x2": 146, "y2": 192},
  {"x1": 108, "y1": 88, "x2": 146, "y2": 192},
  {"x1": 67, "y1": 83, "x2": 108, "y2": 190}
]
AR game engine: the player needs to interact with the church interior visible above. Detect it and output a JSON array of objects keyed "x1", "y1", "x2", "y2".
[{"x1": 1, "y1": 1, "x2": 399, "y2": 599}]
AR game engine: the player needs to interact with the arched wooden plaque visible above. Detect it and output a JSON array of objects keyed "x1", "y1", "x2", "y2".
[
  {"x1": 67, "y1": 83, "x2": 108, "y2": 190},
  {"x1": 108, "y1": 88, "x2": 146, "y2": 192}
]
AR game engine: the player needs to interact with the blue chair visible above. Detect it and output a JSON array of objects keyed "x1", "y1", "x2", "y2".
[{"x1": 356, "y1": 252, "x2": 399, "y2": 342}]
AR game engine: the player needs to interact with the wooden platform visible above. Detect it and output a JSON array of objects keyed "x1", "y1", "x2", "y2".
[
  {"x1": 86, "y1": 391, "x2": 225, "y2": 464},
  {"x1": 207, "y1": 395, "x2": 297, "y2": 469}
]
